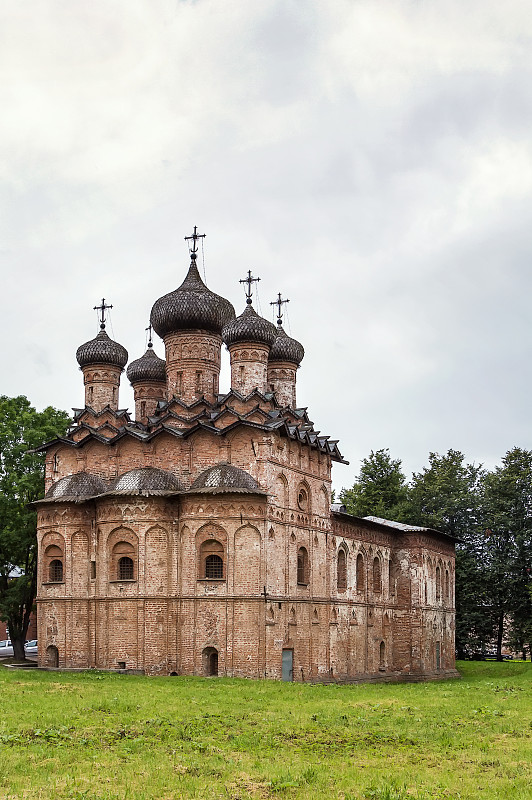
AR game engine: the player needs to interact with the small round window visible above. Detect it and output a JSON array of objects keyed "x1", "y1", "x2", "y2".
[{"x1": 297, "y1": 487, "x2": 308, "y2": 511}]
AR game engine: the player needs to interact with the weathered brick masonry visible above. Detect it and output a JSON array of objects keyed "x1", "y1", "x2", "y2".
[{"x1": 35, "y1": 240, "x2": 458, "y2": 681}]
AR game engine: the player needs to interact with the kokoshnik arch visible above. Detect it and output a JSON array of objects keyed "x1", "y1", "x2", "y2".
[{"x1": 34, "y1": 229, "x2": 458, "y2": 681}]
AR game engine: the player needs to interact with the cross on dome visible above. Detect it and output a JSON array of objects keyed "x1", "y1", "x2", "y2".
[
  {"x1": 239, "y1": 270, "x2": 260, "y2": 305},
  {"x1": 270, "y1": 292, "x2": 289, "y2": 325},
  {"x1": 184, "y1": 225, "x2": 206, "y2": 259},
  {"x1": 145, "y1": 323, "x2": 153, "y2": 349},
  {"x1": 94, "y1": 298, "x2": 113, "y2": 330}
]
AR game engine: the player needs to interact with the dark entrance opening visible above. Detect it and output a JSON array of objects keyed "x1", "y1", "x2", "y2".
[
  {"x1": 46, "y1": 645, "x2": 59, "y2": 668},
  {"x1": 202, "y1": 647, "x2": 219, "y2": 676}
]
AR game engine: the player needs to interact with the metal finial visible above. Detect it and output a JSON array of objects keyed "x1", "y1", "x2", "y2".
[
  {"x1": 270, "y1": 292, "x2": 289, "y2": 325},
  {"x1": 94, "y1": 298, "x2": 113, "y2": 330},
  {"x1": 239, "y1": 270, "x2": 260, "y2": 305},
  {"x1": 184, "y1": 225, "x2": 206, "y2": 259},
  {"x1": 145, "y1": 323, "x2": 153, "y2": 348}
]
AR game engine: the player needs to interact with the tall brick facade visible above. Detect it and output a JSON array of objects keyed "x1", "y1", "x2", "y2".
[{"x1": 35, "y1": 239, "x2": 458, "y2": 682}]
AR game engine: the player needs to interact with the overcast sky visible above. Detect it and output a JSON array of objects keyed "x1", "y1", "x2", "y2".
[{"x1": 2, "y1": 0, "x2": 532, "y2": 492}]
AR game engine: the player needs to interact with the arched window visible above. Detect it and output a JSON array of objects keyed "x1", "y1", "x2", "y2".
[
  {"x1": 435, "y1": 565, "x2": 441, "y2": 602},
  {"x1": 49, "y1": 559, "x2": 63, "y2": 582},
  {"x1": 445, "y1": 569, "x2": 450, "y2": 603},
  {"x1": 118, "y1": 556, "x2": 134, "y2": 580},
  {"x1": 44, "y1": 543, "x2": 64, "y2": 584},
  {"x1": 373, "y1": 556, "x2": 382, "y2": 593},
  {"x1": 205, "y1": 554, "x2": 223, "y2": 579},
  {"x1": 297, "y1": 547, "x2": 309, "y2": 585},
  {"x1": 379, "y1": 641, "x2": 386, "y2": 671},
  {"x1": 200, "y1": 539, "x2": 225, "y2": 580},
  {"x1": 111, "y1": 540, "x2": 136, "y2": 581},
  {"x1": 337, "y1": 548, "x2": 347, "y2": 590},
  {"x1": 297, "y1": 486, "x2": 309, "y2": 511},
  {"x1": 356, "y1": 553, "x2": 365, "y2": 591}
]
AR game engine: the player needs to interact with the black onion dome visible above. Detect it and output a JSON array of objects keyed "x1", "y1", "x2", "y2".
[
  {"x1": 191, "y1": 463, "x2": 261, "y2": 492},
  {"x1": 46, "y1": 472, "x2": 109, "y2": 500},
  {"x1": 126, "y1": 347, "x2": 166, "y2": 385},
  {"x1": 76, "y1": 329, "x2": 128, "y2": 369},
  {"x1": 150, "y1": 258, "x2": 235, "y2": 337},
  {"x1": 222, "y1": 304, "x2": 277, "y2": 348},
  {"x1": 111, "y1": 467, "x2": 183, "y2": 493},
  {"x1": 269, "y1": 324, "x2": 305, "y2": 365}
]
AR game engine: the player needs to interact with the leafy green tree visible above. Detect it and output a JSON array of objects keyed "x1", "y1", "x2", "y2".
[
  {"x1": 0, "y1": 396, "x2": 70, "y2": 660},
  {"x1": 339, "y1": 449, "x2": 408, "y2": 519},
  {"x1": 481, "y1": 448, "x2": 532, "y2": 660},
  {"x1": 401, "y1": 450, "x2": 492, "y2": 658}
]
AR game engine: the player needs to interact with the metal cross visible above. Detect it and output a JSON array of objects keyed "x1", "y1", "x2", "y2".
[
  {"x1": 145, "y1": 323, "x2": 153, "y2": 348},
  {"x1": 270, "y1": 292, "x2": 289, "y2": 325},
  {"x1": 184, "y1": 225, "x2": 206, "y2": 255},
  {"x1": 239, "y1": 270, "x2": 260, "y2": 305},
  {"x1": 94, "y1": 298, "x2": 112, "y2": 329}
]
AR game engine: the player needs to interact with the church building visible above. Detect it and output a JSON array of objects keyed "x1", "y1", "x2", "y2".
[{"x1": 35, "y1": 230, "x2": 457, "y2": 682}]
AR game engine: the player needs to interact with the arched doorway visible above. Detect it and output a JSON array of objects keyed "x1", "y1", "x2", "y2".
[
  {"x1": 202, "y1": 647, "x2": 218, "y2": 676},
  {"x1": 46, "y1": 645, "x2": 59, "y2": 668}
]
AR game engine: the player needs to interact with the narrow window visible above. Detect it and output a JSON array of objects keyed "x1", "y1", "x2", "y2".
[
  {"x1": 337, "y1": 549, "x2": 347, "y2": 590},
  {"x1": 195, "y1": 371, "x2": 202, "y2": 393},
  {"x1": 90, "y1": 560, "x2": 96, "y2": 580},
  {"x1": 436, "y1": 566, "x2": 441, "y2": 602},
  {"x1": 140, "y1": 400, "x2": 146, "y2": 418},
  {"x1": 112, "y1": 386, "x2": 116, "y2": 403},
  {"x1": 445, "y1": 569, "x2": 449, "y2": 602},
  {"x1": 88, "y1": 386, "x2": 93, "y2": 403},
  {"x1": 205, "y1": 554, "x2": 223, "y2": 579},
  {"x1": 356, "y1": 553, "x2": 365, "y2": 591},
  {"x1": 388, "y1": 558, "x2": 395, "y2": 595},
  {"x1": 379, "y1": 641, "x2": 386, "y2": 671},
  {"x1": 239, "y1": 365, "x2": 245, "y2": 387},
  {"x1": 118, "y1": 556, "x2": 134, "y2": 580},
  {"x1": 297, "y1": 547, "x2": 309, "y2": 585},
  {"x1": 176, "y1": 372, "x2": 182, "y2": 395},
  {"x1": 436, "y1": 641, "x2": 441, "y2": 670},
  {"x1": 49, "y1": 559, "x2": 63, "y2": 582},
  {"x1": 373, "y1": 557, "x2": 381, "y2": 593}
]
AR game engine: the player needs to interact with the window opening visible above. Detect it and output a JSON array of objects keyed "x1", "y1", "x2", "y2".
[
  {"x1": 49, "y1": 559, "x2": 63, "y2": 582},
  {"x1": 205, "y1": 554, "x2": 223, "y2": 579},
  {"x1": 297, "y1": 547, "x2": 308, "y2": 585},
  {"x1": 90, "y1": 560, "x2": 96, "y2": 580},
  {"x1": 436, "y1": 566, "x2": 441, "y2": 602},
  {"x1": 337, "y1": 548, "x2": 347, "y2": 590},
  {"x1": 356, "y1": 553, "x2": 365, "y2": 591},
  {"x1": 118, "y1": 556, "x2": 134, "y2": 580},
  {"x1": 379, "y1": 641, "x2": 386, "y2": 671},
  {"x1": 373, "y1": 557, "x2": 382, "y2": 593}
]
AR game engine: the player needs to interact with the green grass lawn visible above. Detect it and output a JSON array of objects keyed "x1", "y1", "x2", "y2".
[{"x1": 0, "y1": 661, "x2": 530, "y2": 800}]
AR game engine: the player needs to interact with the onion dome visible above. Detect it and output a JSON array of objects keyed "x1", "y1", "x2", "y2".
[
  {"x1": 150, "y1": 255, "x2": 235, "y2": 337},
  {"x1": 126, "y1": 345, "x2": 166, "y2": 385},
  {"x1": 190, "y1": 463, "x2": 262, "y2": 492},
  {"x1": 111, "y1": 467, "x2": 183, "y2": 494},
  {"x1": 269, "y1": 324, "x2": 305, "y2": 365},
  {"x1": 222, "y1": 305, "x2": 277, "y2": 348},
  {"x1": 45, "y1": 472, "x2": 109, "y2": 500},
  {"x1": 76, "y1": 329, "x2": 128, "y2": 369}
]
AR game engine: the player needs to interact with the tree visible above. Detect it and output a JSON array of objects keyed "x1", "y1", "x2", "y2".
[
  {"x1": 339, "y1": 449, "x2": 408, "y2": 519},
  {"x1": 400, "y1": 449, "x2": 492, "y2": 657},
  {"x1": 0, "y1": 396, "x2": 70, "y2": 660},
  {"x1": 481, "y1": 448, "x2": 532, "y2": 660}
]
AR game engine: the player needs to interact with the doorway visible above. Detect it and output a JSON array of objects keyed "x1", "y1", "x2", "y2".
[
  {"x1": 46, "y1": 645, "x2": 59, "y2": 668},
  {"x1": 282, "y1": 649, "x2": 293, "y2": 681},
  {"x1": 202, "y1": 647, "x2": 219, "y2": 676}
]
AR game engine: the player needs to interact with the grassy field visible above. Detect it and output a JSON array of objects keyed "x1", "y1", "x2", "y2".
[{"x1": 0, "y1": 661, "x2": 530, "y2": 800}]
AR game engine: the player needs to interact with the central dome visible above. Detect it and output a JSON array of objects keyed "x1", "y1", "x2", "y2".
[{"x1": 150, "y1": 256, "x2": 235, "y2": 337}]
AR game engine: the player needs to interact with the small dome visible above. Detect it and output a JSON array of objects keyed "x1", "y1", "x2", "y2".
[
  {"x1": 191, "y1": 463, "x2": 260, "y2": 492},
  {"x1": 222, "y1": 305, "x2": 277, "y2": 349},
  {"x1": 269, "y1": 324, "x2": 305, "y2": 365},
  {"x1": 127, "y1": 347, "x2": 166, "y2": 385},
  {"x1": 111, "y1": 467, "x2": 183, "y2": 493},
  {"x1": 76, "y1": 329, "x2": 128, "y2": 369},
  {"x1": 46, "y1": 472, "x2": 109, "y2": 500},
  {"x1": 150, "y1": 257, "x2": 235, "y2": 337}
]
